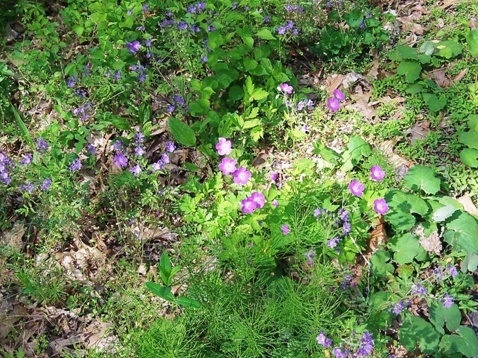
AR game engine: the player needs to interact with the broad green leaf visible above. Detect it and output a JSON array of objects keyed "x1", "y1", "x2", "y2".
[
  {"x1": 423, "y1": 93, "x2": 447, "y2": 112},
  {"x1": 397, "y1": 61, "x2": 422, "y2": 83},
  {"x1": 189, "y1": 99, "x2": 210, "y2": 116},
  {"x1": 458, "y1": 130, "x2": 478, "y2": 150},
  {"x1": 138, "y1": 103, "x2": 151, "y2": 125},
  {"x1": 403, "y1": 165, "x2": 441, "y2": 194},
  {"x1": 460, "y1": 148, "x2": 478, "y2": 168},
  {"x1": 435, "y1": 41, "x2": 463, "y2": 59},
  {"x1": 440, "y1": 326, "x2": 478, "y2": 357},
  {"x1": 399, "y1": 315, "x2": 440, "y2": 354},
  {"x1": 228, "y1": 85, "x2": 244, "y2": 101},
  {"x1": 467, "y1": 114, "x2": 478, "y2": 130},
  {"x1": 110, "y1": 115, "x2": 131, "y2": 130},
  {"x1": 444, "y1": 212, "x2": 478, "y2": 254},
  {"x1": 249, "y1": 88, "x2": 269, "y2": 101},
  {"x1": 419, "y1": 41, "x2": 435, "y2": 56},
  {"x1": 467, "y1": 29, "x2": 478, "y2": 56},
  {"x1": 72, "y1": 25, "x2": 84, "y2": 37},
  {"x1": 10, "y1": 104, "x2": 32, "y2": 146},
  {"x1": 388, "y1": 233, "x2": 424, "y2": 264},
  {"x1": 159, "y1": 252, "x2": 172, "y2": 285},
  {"x1": 256, "y1": 28, "x2": 276, "y2": 40},
  {"x1": 371, "y1": 250, "x2": 394, "y2": 276},
  {"x1": 145, "y1": 282, "x2": 175, "y2": 302},
  {"x1": 461, "y1": 253, "x2": 478, "y2": 273},
  {"x1": 168, "y1": 118, "x2": 196, "y2": 147},
  {"x1": 433, "y1": 205, "x2": 458, "y2": 222},
  {"x1": 429, "y1": 302, "x2": 461, "y2": 335},
  {"x1": 389, "y1": 45, "x2": 419, "y2": 61}
]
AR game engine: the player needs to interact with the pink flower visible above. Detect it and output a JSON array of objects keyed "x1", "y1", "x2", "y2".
[
  {"x1": 241, "y1": 198, "x2": 259, "y2": 214},
  {"x1": 348, "y1": 179, "x2": 365, "y2": 197},
  {"x1": 327, "y1": 97, "x2": 340, "y2": 112},
  {"x1": 277, "y1": 83, "x2": 293, "y2": 95},
  {"x1": 215, "y1": 137, "x2": 232, "y2": 156},
  {"x1": 232, "y1": 167, "x2": 251, "y2": 185},
  {"x1": 373, "y1": 198, "x2": 389, "y2": 215},
  {"x1": 249, "y1": 191, "x2": 265, "y2": 208},
  {"x1": 370, "y1": 165, "x2": 386, "y2": 182},
  {"x1": 272, "y1": 199, "x2": 279, "y2": 207},
  {"x1": 281, "y1": 224, "x2": 290, "y2": 235},
  {"x1": 218, "y1": 157, "x2": 237, "y2": 175},
  {"x1": 333, "y1": 89, "x2": 345, "y2": 102}
]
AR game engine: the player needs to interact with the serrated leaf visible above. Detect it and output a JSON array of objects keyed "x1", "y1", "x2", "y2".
[
  {"x1": 388, "y1": 233, "x2": 424, "y2": 264},
  {"x1": 397, "y1": 61, "x2": 422, "y2": 83},
  {"x1": 256, "y1": 28, "x2": 276, "y2": 40},
  {"x1": 419, "y1": 41, "x2": 435, "y2": 56},
  {"x1": 436, "y1": 41, "x2": 463, "y2": 59},
  {"x1": 433, "y1": 205, "x2": 458, "y2": 222},
  {"x1": 460, "y1": 148, "x2": 478, "y2": 168},
  {"x1": 400, "y1": 315, "x2": 440, "y2": 354},
  {"x1": 423, "y1": 93, "x2": 447, "y2": 112},
  {"x1": 168, "y1": 118, "x2": 196, "y2": 147},
  {"x1": 403, "y1": 165, "x2": 441, "y2": 194},
  {"x1": 249, "y1": 88, "x2": 269, "y2": 101}
]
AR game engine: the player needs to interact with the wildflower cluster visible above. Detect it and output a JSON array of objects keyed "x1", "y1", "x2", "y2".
[
  {"x1": 317, "y1": 331, "x2": 375, "y2": 357},
  {"x1": 348, "y1": 165, "x2": 389, "y2": 216},
  {"x1": 276, "y1": 20, "x2": 299, "y2": 36},
  {"x1": 327, "y1": 89, "x2": 346, "y2": 113}
]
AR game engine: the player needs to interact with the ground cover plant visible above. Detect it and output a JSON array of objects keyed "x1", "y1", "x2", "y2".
[{"x1": 2, "y1": 0, "x2": 478, "y2": 357}]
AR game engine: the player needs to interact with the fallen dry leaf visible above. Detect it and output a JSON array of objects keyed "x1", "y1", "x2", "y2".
[
  {"x1": 440, "y1": 0, "x2": 462, "y2": 9},
  {"x1": 457, "y1": 193, "x2": 478, "y2": 217},
  {"x1": 407, "y1": 120, "x2": 430, "y2": 143},
  {"x1": 428, "y1": 68, "x2": 452, "y2": 88},
  {"x1": 376, "y1": 139, "x2": 412, "y2": 172},
  {"x1": 324, "y1": 74, "x2": 345, "y2": 94},
  {"x1": 416, "y1": 228, "x2": 442, "y2": 256},
  {"x1": 452, "y1": 68, "x2": 468, "y2": 84},
  {"x1": 0, "y1": 222, "x2": 25, "y2": 251}
]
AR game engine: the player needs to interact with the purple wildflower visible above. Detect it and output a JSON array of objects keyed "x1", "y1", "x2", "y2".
[
  {"x1": 112, "y1": 140, "x2": 123, "y2": 151},
  {"x1": 232, "y1": 167, "x2": 251, "y2": 185},
  {"x1": 348, "y1": 179, "x2": 365, "y2": 197},
  {"x1": 67, "y1": 76, "x2": 77, "y2": 88},
  {"x1": 411, "y1": 283, "x2": 427, "y2": 296},
  {"x1": 36, "y1": 138, "x2": 49, "y2": 152},
  {"x1": 305, "y1": 250, "x2": 316, "y2": 265},
  {"x1": 215, "y1": 138, "x2": 232, "y2": 156},
  {"x1": 327, "y1": 97, "x2": 340, "y2": 112},
  {"x1": 333, "y1": 89, "x2": 346, "y2": 102},
  {"x1": 177, "y1": 21, "x2": 188, "y2": 30},
  {"x1": 355, "y1": 331, "x2": 375, "y2": 356},
  {"x1": 332, "y1": 347, "x2": 348, "y2": 358},
  {"x1": 20, "y1": 182, "x2": 34, "y2": 193},
  {"x1": 218, "y1": 157, "x2": 237, "y2": 175},
  {"x1": 241, "y1": 198, "x2": 259, "y2": 214},
  {"x1": 277, "y1": 26, "x2": 286, "y2": 35},
  {"x1": 370, "y1": 165, "x2": 386, "y2": 182},
  {"x1": 142, "y1": 3, "x2": 149, "y2": 12},
  {"x1": 249, "y1": 191, "x2": 265, "y2": 209},
  {"x1": 373, "y1": 198, "x2": 389, "y2": 215},
  {"x1": 327, "y1": 237, "x2": 341, "y2": 248},
  {"x1": 129, "y1": 164, "x2": 142, "y2": 176},
  {"x1": 391, "y1": 301, "x2": 406, "y2": 315},
  {"x1": 272, "y1": 199, "x2": 279, "y2": 207},
  {"x1": 316, "y1": 332, "x2": 332, "y2": 348},
  {"x1": 126, "y1": 40, "x2": 141, "y2": 54},
  {"x1": 134, "y1": 146, "x2": 144, "y2": 157},
  {"x1": 69, "y1": 158, "x2": 82, "y2": 172},
  {"x1": 167, "y1": 104, "x2": 176, "y2": 113},
  {"x1": 113, "y1": 152, "x2": 128, "y2": 168},
  {"x1": 165, "y1": 141, "x2": 176, "y2": 153},
  {"x1": 281, "y1": 224, "x2": 290, "y2": 235},
  {"x1": 152, "y1": 160, "x2": 164, "y2": 171},
  {"x1": 160, "y1": 153, "x2": 169, "y2": 164},
  {"x1": 442, "y1": 293, "x2": 454, "y2": 308},
  {"x1": 40, "y1": 178, "x2": 51, "y2": 191},
  {"x1": 20, "y1": 154, "x2": 32, "y2": 165},
  {"x1": 277, "y1": 83, "x2": 293, "y2": 95},
  {"x1": 447, "y1": 265, "x2": 458, "y2": 278}
]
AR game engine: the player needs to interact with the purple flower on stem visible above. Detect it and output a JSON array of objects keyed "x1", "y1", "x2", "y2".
[
  {"x1": 40, "y1": 178, "x2": 51, "y2": 191},
  {"x1": 86, "y1": 144, "x2": 97, "y2": 155},
  {"x1": 20, "y1": 182, "x2": 34, "y2": 193},
  {"x1": 373, "y1": 198, "x2": 389, "y2": 215},
  {"x1": 332, "y1": 347, "x2": 348, "y2": 358},
  {"x1": 411, "y1": 283, "x2": 427, "y2": 296},
  {"x1": 281, "y1": 224, "x2": 290, "y2": 235},
  {"x1": 36, "y1": 138, "x2": 49, "y2": 152},
  {"x1": 442, "y1": 293, "x2": 454, "y2": 308},
  {"x1": 69, "y1": 158, "x2": 82, "y2": 172},
  {"x1": 391, "y1": 301, "x2": 406, "y2": 315},
  {"x1": 277, "y1": 83, "x2": 293, "y2": 95},
  {"x1": 113, "y1": 152, "x2": 128, "y2": 168},
  {"x1": 305, "y1": 250, "x2": 316, "y2": 265},
  {"x1": 447, "y1": 265, "x2": 458, "y2": 278},
  {"x1": 218, "y1": 157, "x2": 237, "y2": 175},
  {"x1": 20, "y1": 154, "x2": 32, "y2": 165},
  {"x1": 370, "y1": 165, "x2": 386, "y2": 182},
  {"x1": 356, "y1": 331, "x2": 375, "y2": 356},
  {"x1": 249, "y1": 191, "x2": 265, "y2": 209},
  {"x1": 348, "y1": 179, "x2": 365, "y2": 197},
  {"x1": 67, "y1": 76, "x2": 77, "y2": 88},
  {"x1": 215, "y1": 138, "x2": 232, "y2": 156},
  {"x1": 327, "y1": 97, "x2": 340, "y2": 112},
  {"x1": 112, "y1": 140, "x2": 123, "y2": 151},
  {"x1": 160, "y1": 153, "x2": 170, "y2": 164},
  {"x1": 129, "y1": 164, "x2": 142, "y2": 176},
  {"x1": 134, "y1": 146, "x2": 144, "y2": 157},
  {"x1": 333, "y1": 89, "x2": 346, "y2": 102},
  {"x1": 272, "y1": 199, "x2": 279, "y2": 207},
  {"x1": 177, "y1": 21, "x2": 188, "y2": 30},
  {"x1": 316, "y1": 332, "x2": 332, "y2": 348},
  {"x1": 327, "y1": 237, "x2": 341, "y2": 248},
  {"x1": 126, "y1": 40, "x2": 141, "y2": 54},
  {"x1": 241, "y1": 198, "x2": 259, "y2": 214},
  {"x1": 232, "y1": 167, "x2": 251, "y2": 185}
]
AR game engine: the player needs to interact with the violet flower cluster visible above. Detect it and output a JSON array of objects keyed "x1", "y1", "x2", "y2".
[
  {"x1": 316, "y1": 331, "x2": 375, "y2": 357},
  {"x1": 0, "y1": 152, "x2": 12, "y2": 185},
  {"x1": 348, "y1": 165, "x2": 389, "y2": 216},
  {"x1": 276, "y1": 20, "x2": 299, "y2": 36},
  {"x1": 327, "y1": 89, "x2": 346, "y2": 113}
]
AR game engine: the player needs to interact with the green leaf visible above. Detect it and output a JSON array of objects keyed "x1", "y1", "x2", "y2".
[
  {"x1": 168, "y1": 118, "x2": 196, "y2": 147},
  {"x1": 249, "y1": 88, "x2": 269, "y2": 101},
  {"x1": 429, "y1": 302, "x2": 461, "y2": 334},
  {"x1": 389, "y1": 45, "x2": 419, "y2": 61},
  {"x1": 341, "y1": 136, "x2": 371, "y2": 171},
  {"x1": 433, "y1": 205, "x2": 458, "y2": 222},
  {"x1": 10, "y1": 104, "x2": 32, "y2": 146},
  {"x1": 467, "y1": 29, "x2": 478, "y2": 56},
  {"x1": 423, "y1": 93, "x2": 447, "y2": 112},
  {"x1": 399, "y1": 315, "x2": 440, "y2": 354},
  {"x1": 460, "y1": 148, "x2": 478, "y2": 168},
  {"x1": 256, "y1": 28, "x2": 276, "y2": 40},
  {"x1": 388, "y1": 233, "x2": 425, "y2": 264},
  {"x1": 461, "y1": 253, "x2": 478, "y2": 273},
  {"x1": 72, "y1": 25, "x2": 84, "y2": 37},
  {"x1": 440, "y1": 326, "x2": 478, "y2": 357},
  {"x1": 228, "y1": 85, "x2": 243, "y2": 101},
  {"x1": 159, "y1": 252, "x2": 172, "y2": 285},
  {"x1": 435, "y1": 41, "x2": 463, "y2": 59},
  {"x1": 138, "y1": 103, "x2": 151, "y2": 125},
  {"x1": 419, "y1": 41, "x2": 435, "y2": 56},
  {"x1": 109, "y1": 115, "x2": 131, "y2": 130},
  {"x1": 458, "y1": 130, "x2": 478, "y2": 150},
  {"x1": 403, "y1": 165, "x2": 441, "y2": 194},
  {"x1": 444, "y1": 212, "x2": 478, "y2": 254},
  {"x1": 176, "y1": 296, "x2": 201, "y2": 309},
  {"x1": 189, "y1": 98, "x2": 210, "y2": 116},
  {"x1": 145, "y1": 282, "x2": 175, "y2": 302},
  {"x1": 397, "y1": 61, "x2": 422, "y2": 83},
  {"x1": 467, "y1": 114, "x2": 478, "y2": 130}
]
